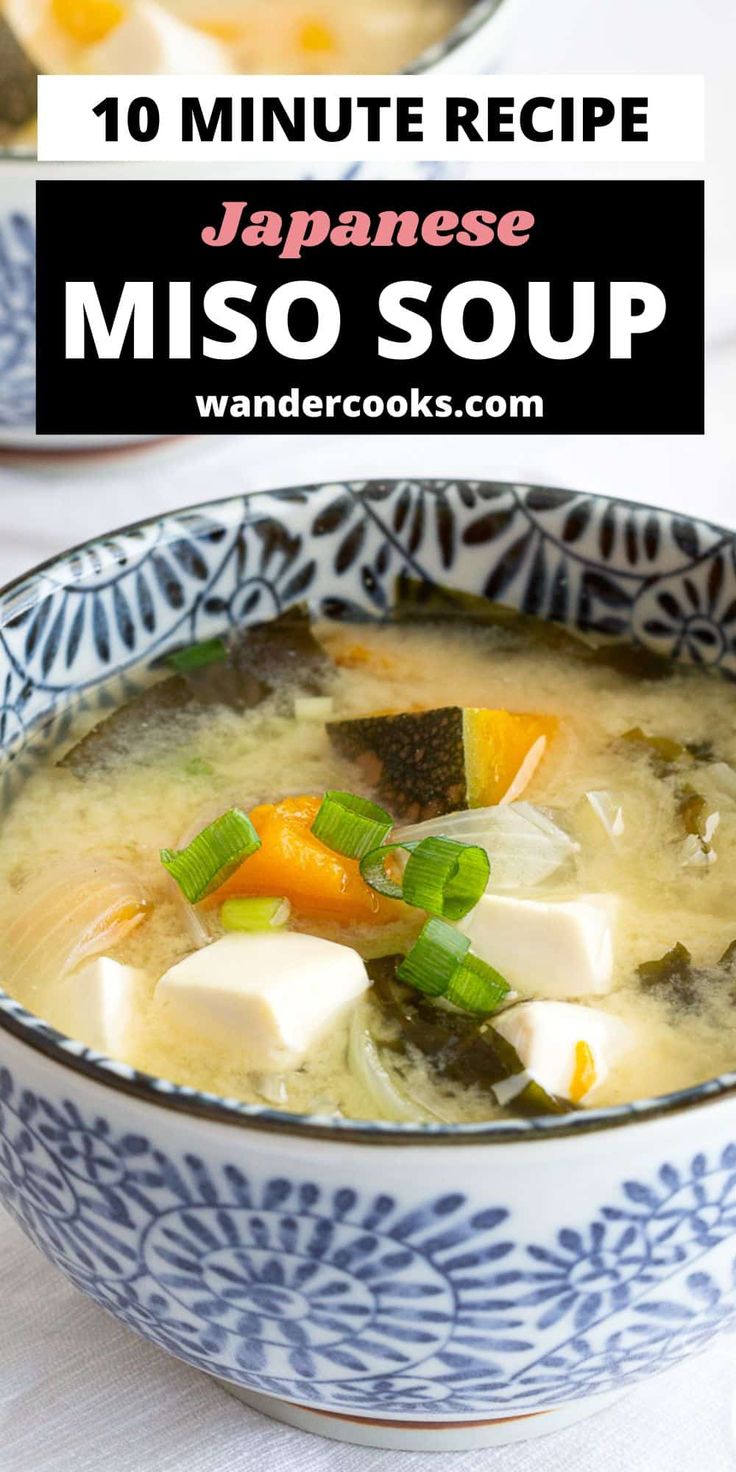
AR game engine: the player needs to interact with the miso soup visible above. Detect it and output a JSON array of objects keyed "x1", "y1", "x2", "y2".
[{"x1": 3, "y1": 602, "x2": 736, "y2": 1125}]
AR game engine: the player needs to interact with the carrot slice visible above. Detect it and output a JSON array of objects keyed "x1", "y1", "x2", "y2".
[{"x1": 210, "y1": 795, "x2": 403, "y2": 924}]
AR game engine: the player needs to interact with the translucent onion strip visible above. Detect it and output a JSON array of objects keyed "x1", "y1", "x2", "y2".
[
  {"x1": 312, "y1": 790, "x2": 393, "y2": 861},
  {"x1": 585, "y1": 791, "x2": 625, "y2": 841},
  {"x1": 681, "y1": 812, "x2": 720, "y2": 867},
  {"x1": 348, "y1": 1005, "x2": 443, "y2": 1123},
  {"x1": 394, "y1": 802, "x2": 578, "y2": 890},
  {"x1": 4, "y1": 858, "x2": 151, "y2": 992}
]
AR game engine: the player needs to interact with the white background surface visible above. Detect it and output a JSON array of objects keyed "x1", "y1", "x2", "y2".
[{"x1": 1, "y1": 0, "x2": 735, "y2": 1469}]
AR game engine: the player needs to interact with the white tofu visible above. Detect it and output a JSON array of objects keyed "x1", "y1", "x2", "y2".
[
  {"x1": 458, "y1": 892, "x2": 616, "y2": 998},
  {"x1": 494, "y1": 1000, "x2": 629, "y2": 1102},
  {"x1": 155, "y1": 932, "x2": 369, "y2": 1072},
  {"x1": 54, "y1": 956, "x2": 146, "y2": 1056},
  {"x1": 85, "y1": 3, "x2": 231, "y2": 75}
]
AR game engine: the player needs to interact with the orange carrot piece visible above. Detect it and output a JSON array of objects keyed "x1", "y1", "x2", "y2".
[{"x1": 210, "y1": 795, "x2": 403, "y2": 924}]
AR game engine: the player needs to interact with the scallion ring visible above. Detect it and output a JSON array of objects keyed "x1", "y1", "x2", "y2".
[
  {"x1": 359, "y1": 841, "x2": 416, "y2": 901},
  {"x1": 402, "y1": 836, "x2": 489, "y2": 920},
  {"x1": 312, "y1": 790, "x2": 393, "y2": 860},
  {"x1": 445, "y1": 952, "x2": 509, "y2": 1013},
  {"x1": 397, "y1": 916, "x2": 510, "y2": 1015},
  {"x1": 397, "y1": 916, "x2": 469, "y2": 996},
  {"x1": 161, "y1": 808, "x2": 261, "y2": 904},
  {"x1": 221, "y1": 896, "x2": 291, "y2": 932},
  {"x1": 361, "y1": 835, "x2": 489, "y2": 920}
]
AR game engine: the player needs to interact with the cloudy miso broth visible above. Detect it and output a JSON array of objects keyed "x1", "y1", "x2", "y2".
[{"x1": 2, "y1": 607, "x2": 736, "y2": 1124}]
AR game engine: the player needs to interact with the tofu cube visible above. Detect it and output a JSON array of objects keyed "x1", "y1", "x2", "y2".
[
  {"x1": 53, "y1": 956, "x2": 146, "y2": 1057},
  {"x1": 494, "y1": 1000, "x2": 628, "y2": 1102},
  {"x1": 155, "y1": 932, "x2": 369, "y2": 1071},
  {"x1": 458, "y1": 892, "x2": 616, "y2": 998}
]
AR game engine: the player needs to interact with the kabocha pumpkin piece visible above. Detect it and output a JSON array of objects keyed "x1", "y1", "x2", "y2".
[
  {"x1": 465, "y1": 708, "x2": 558, "y2": 807},
  {"x1": 210, "y1": 795, "x2": 405, "y2": 925},
  {"x1": 328, "y1": 707, "x2": 558, "y2": 821}
]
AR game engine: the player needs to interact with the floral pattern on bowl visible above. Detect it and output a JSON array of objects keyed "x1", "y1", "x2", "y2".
[
  {"x1": 2, "y1": 1062, "x2": 736, "y2": 1416},
  {"x1": 0, "y1": 211, "x2": 34, "y2": 427}
]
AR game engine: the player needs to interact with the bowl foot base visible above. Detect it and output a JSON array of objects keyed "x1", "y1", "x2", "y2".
[{"x1": 217, "y1": 1382, "x2": 624, "y2": 1451}]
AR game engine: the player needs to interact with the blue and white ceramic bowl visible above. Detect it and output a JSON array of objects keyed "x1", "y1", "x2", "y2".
[
  {"x1": 3, "y1": 480, "x2": 736, "y2": 1451},
  {"x1": 0, "y1": 0, "x2": 509, "y2": 448}
]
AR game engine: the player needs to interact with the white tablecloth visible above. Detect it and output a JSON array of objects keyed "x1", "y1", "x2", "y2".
[{"x1": 1, "y1": 0, "x2": 735, "y2": 1467}]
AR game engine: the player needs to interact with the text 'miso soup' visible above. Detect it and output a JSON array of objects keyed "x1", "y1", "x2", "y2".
[{"x1": 3, "y1": 594, "x2": 736, "y2": 1125}]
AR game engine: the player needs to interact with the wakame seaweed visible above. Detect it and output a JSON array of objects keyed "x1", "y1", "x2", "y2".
[
  {"x1": 368, "y1": 957, "x2": 571, "y2": 1117},
  {"x1": 61, "y1": 607, "x2": 332, "y2": 773},
  {"x1": 392, "y1": 576, "x2": 673, "y2": 679}
]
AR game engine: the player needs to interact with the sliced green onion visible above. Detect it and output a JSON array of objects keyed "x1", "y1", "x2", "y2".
[
  {"x1": 359, "y1": 841, "x2": 414, "y2": 900},
  {"x1": 402, "y1": 837, "x2": 489, "y2": 920},
  {"x1": 398, "y1": 916, "x2": 470, "y2": 997},
  {"x1": 161, "y1": 808, "x2": 261, "y2": 904},
  {"x1": 445, "y1": 952, "x2": 509, "y2": 1013},
  {"x1": 361, "y1": 835, "x2": 488, "y2": 920},
  {"x1": 397, "y1": 916, "x2": 509, "y2": 1015},
  {"x1": 312, "y1": 790, "x2": 393, "y2": 860},
  {"x1": 167, "y1": 637, "x2": 228, "y2": 674},
  {"x1": 221, "y1": 896, "x2": 291, "y2": 931}
]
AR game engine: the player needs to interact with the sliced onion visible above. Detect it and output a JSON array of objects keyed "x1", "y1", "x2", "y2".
[
  {"x1": 172, "y1": 887, "x2": 211, "y2": 949},
  {"x1": 348, "y1": 1005, "x2": 444, "y2": 1123},
  {"x1": 5, "y1": 858, "x2": 151, "y2": 991},
  {"x1": 681, "y1": 811, "x2": 719, "y2": 867},
  {"x1": 585, "y1": 790, "x2": 625, "y2": 841},
  {"x1": 393, "y1": 802, "x2": 578, "y2": 890},
  {"x1": 704, "y1": 812, "x2": 720, "y2": 843},
  {"x1": 254, "y1": 1073, "x2": 289, "y2": 1106}
]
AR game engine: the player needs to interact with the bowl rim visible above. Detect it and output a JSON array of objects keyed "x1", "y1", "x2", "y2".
[
  {"x1": 2, "y1": 477, "x2": 736, "y2": 1147},
  {"x1": 0, "y1": 0, "x2": 505, "y2": 164}
]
